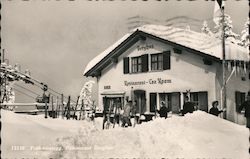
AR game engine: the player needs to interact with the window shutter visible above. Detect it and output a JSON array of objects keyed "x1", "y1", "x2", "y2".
[
  {"x1": 235, "y1": 91, "x2": 242, "y2": 112},
  {"x1": 141, "y1": 54, "x2": 149, "y2": 72},
  {"x1": 163, "y1": 51, "x2": 171, "y2": 70},
  {"x1": 150, "y1": 93, "x2": 157, "y2": 112},
  {"x1": 123, "y1": 57, "x2": 129, "y2": 74}
]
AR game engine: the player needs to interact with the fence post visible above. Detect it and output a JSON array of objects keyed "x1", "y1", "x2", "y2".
[
  {"x1": 66, "y1": 96, "x2": 71, "y2": 120},
  {"x1": 56, "y1": 96, "x2": 59, "y2": 118},
  {"x1": 61, "y1": 94, "x2": 64, "y2": 119},
  {"x1": 51, "y1": 96, "x2": 54, "y2": 118}
]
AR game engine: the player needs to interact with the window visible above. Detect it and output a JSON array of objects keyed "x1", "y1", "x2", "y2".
[
  {"x1": 150, "y1": 51, "x2": 171, "y2": 71},
  {"x1": 235, "y1": 91, "x2": 245, "y2": 112},
  {"x1": 132, "y1": 56, "x2": 142, "y2": 73},
  {"x1": 183, "y1": 91, "x2": 208, "y2": 112},
  {"x1": 151, "y1": 53, "x2": 163, "y2": 70},
  {"x1": 159, "y1": 93, "x2": 171, "y2": 111}
]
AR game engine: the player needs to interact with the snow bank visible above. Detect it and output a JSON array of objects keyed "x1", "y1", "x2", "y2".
[{"x1": 1, "y1": 110, "x2": 248, "y2": 159}]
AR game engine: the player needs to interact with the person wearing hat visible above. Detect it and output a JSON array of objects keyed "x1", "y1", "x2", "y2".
[
  {"x1": 209, "y1": 101, "x2": 225, "y2": 116},
  {"x1": 158, "y1": 101, "x2": 168, "y2": 119}
]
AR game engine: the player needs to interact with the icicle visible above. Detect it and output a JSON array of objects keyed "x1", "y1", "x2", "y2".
[
  {"x1": 227, "y1": 61, "x2": 231, "y2": 71},
  {"x1": 244, "y1": 61, "x2": 247, "y2": 74},
  {"x1": 239, "y1": 61, "x2": 242, "y2": 75},
  {"x1": 234, "y1": 60, "x2": 237, "y2": 76}
]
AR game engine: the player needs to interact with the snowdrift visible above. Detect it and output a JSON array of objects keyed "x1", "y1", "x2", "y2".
[{"x1": 1, "y1": 110, "x2": 248, "y2": 159}]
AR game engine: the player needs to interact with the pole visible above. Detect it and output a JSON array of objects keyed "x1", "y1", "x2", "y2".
[
  {"x1": 56, "y1": 96, "x2": 59, "y2": 118},
  {"x1": 51, "y1": 96, "x2": 54, "y2": 118},
  {"x1": 44, "y1": 92, "x2": 48, "y2": 118},
  {"x1": 222, "y1": 6, "x2": 227, "y2": 119},
  {"x1": 66, "y1": 96, "x2": 71, "y2": 120},
  {"x1": 61, "y1": 94, "x2": 64, "y2": 119}
]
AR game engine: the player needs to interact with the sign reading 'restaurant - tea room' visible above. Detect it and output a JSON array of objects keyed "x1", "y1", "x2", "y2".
[{"x1": 124, "y1": 78, "x2": 171, "y2": 86}]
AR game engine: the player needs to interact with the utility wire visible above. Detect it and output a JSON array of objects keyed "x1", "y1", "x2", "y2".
[
  {"x1": 15, "y1": 84, "x2": 40, "y2": 96},
  {"x1": 1, "y1": 67, "x2": 77, "y2": 104},
  {"x1": 13, "y1": 88, "x2": 36, "y2": 100}
]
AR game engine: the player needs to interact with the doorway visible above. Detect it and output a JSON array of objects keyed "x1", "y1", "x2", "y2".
[{"x1": 134, "y1": 90, "x2": 146, "y2": 114}]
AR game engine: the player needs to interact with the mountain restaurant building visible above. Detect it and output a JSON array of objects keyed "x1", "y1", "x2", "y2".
[{"x1": 83, "y1": 25, "x2": 250, "y2": 125}]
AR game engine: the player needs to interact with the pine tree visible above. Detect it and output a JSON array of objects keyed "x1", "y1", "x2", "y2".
[
  {"x1": 214, "y1": 14, "x2": 239, "y2": 42},
  {"x1": 201, "y1": 21, "x2": 213, "y2": 36},
  {"x1": 240, "y1": 18, "x2": 249, "y2": 47}
]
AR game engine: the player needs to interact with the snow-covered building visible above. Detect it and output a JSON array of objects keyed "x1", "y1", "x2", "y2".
[{"x1": 83, "y1": 25, "x2": 249, "y2": 125}]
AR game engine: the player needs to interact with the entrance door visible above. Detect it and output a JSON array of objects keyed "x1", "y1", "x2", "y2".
[
  {"x1": 134, "y1": 90, "x2": 146, "y2": 114},
  {"x1": 197, "y1": 92, "x2": 208, "y2": 112},
  {"x1": 171, "y1": 92, "x2": 181, "y2": 113}
]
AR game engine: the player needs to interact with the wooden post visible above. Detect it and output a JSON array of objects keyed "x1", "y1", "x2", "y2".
[
  {"x1": 66, "y1": 96, "x2": 71, "y2": 120},
  {"x1": 56, "y1": 96, "x2": 59, "y2": 118},
  {"x1": 51, "y1": 96, "x2": 54, "y2": 118},
  {"x1": 79, "y1": 99, "x2": 83, "y2": 120},
  {"x1": 74, "y1": 96, "x2": 80, "y2": 120},
  {"x1": 61, "y1": 94, "x2": 64, "y2": 119},
  {"x1": 44, "y1": 92, "x2": 48, "y2": 119},
  {"x1": 113, "y1": 101, "x2": 118, "y2": 128},
  {"x1": 222, "y1": 6, "x2": 227, "y2": 119}
]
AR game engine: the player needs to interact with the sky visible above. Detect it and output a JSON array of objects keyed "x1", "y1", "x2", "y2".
[{"x1": 2, "y1": 0, "x2": 248, "y2": 103}]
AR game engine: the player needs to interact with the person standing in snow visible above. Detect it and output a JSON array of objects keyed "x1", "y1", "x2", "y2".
[
  {"x1": 237, "y1": 92, "x2": 250, "y2": 153},
  {"x1": 209, "y1": 101, "x2": 225, "y2": 116},
  {"x1": 182, "y1": 96, "x2": 195, "y2": 115},
  {"x1": 122, "y1": 100, "x2": 132, "y2": 127},
  {"x1": 114, "y1": 98, "x2": 121, "y2": 124},
  {"x1": 158, "y1": 101, "x2": 168, "y2": 119}
]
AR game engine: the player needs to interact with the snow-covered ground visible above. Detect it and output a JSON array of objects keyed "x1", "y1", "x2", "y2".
[{"x1": 1, "y1": 109, "x2": 249, "y2": 159}]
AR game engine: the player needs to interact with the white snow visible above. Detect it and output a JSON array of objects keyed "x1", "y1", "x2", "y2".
[
  {"x1": 2, "y1": 109, "x2": 249, "y2": 158},
  {"x1": 83, "y1": 24, "x2": 249, "y2": 76}
]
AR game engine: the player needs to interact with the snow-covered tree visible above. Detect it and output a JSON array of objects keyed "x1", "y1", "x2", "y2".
[
  {"x1": 201, "y1": 21, "x2": 213, "y2": 36},
  {"x1": 1, "y1": 63, "x2": 16, "y2": 105},
  {"x1": 75, "y1": 80, "x2": 95, "y2": 120},
  {"x1": 240, "y1": 18, "x2": 249, "y2": 47},
  {"x1": 1, "y1": 62, "x2": 33, "y2": 106},
  {"x1": 214, "y1": 14, "x2": 239, "y2": 42}
]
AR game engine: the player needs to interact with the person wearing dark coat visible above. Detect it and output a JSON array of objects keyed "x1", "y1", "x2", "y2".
[
  {"x1": 182, "y1": 96, "x2": 195, "y2": 115},
  {"x1": 158, "y1": 101, "x2": 168, "y2": 119},
  {"x1": 237, "y1": 92, "x2": 250, "y2": 154},
  {"x1": 209, "y1": 101, "x2": 224, "y2": 116},
  {"x1": 238, "y1": 92, "x2": 250, "y2": 128}
]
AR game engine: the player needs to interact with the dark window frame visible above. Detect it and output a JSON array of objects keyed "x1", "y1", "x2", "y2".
[
  {"x1": 131, "y1": 56, "x2": 142, "y2": 73},
  {"x1": 151, "y1": 53, "x2": 163, "y2": 71}
]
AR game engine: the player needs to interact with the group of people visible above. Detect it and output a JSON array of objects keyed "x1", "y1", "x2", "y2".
[
  {"x1": 103, "y1": 98, "x2": 135, "y2": 128},
  {"x1": 105, "y1": 92, "x2": 250, "y2": 128}
]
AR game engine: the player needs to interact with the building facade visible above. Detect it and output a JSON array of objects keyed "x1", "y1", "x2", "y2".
[{"x1": 84, "y1": 25, "x2": 249, "y2": 125}]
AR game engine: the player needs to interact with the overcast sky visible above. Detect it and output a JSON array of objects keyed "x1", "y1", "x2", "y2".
[{"x1": 2, "y1": 0, "x2": 248, "y2": 103}]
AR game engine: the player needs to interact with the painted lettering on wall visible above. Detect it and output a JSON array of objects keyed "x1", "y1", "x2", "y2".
[
  {"x1": 124, "y1": 78, "x2": 171, "y2": 86},
  {"x1": 137, "y1": 44, "x2": 154, "y2": 51},
  {"x1": 104, "y1": 85, "x2": 111, "y2": 89}
]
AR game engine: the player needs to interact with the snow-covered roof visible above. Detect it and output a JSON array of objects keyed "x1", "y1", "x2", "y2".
[
  {"x1": 84, "y1": 24, "x2": 249, "y2": 76},
  {"x1": 137, "y1": 25, "x2": 249, "y2": 61}
]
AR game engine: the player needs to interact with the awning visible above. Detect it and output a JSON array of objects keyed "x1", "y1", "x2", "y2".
[{"x1": 101, "y1": 91, "x2": 125, "y2": 98}]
